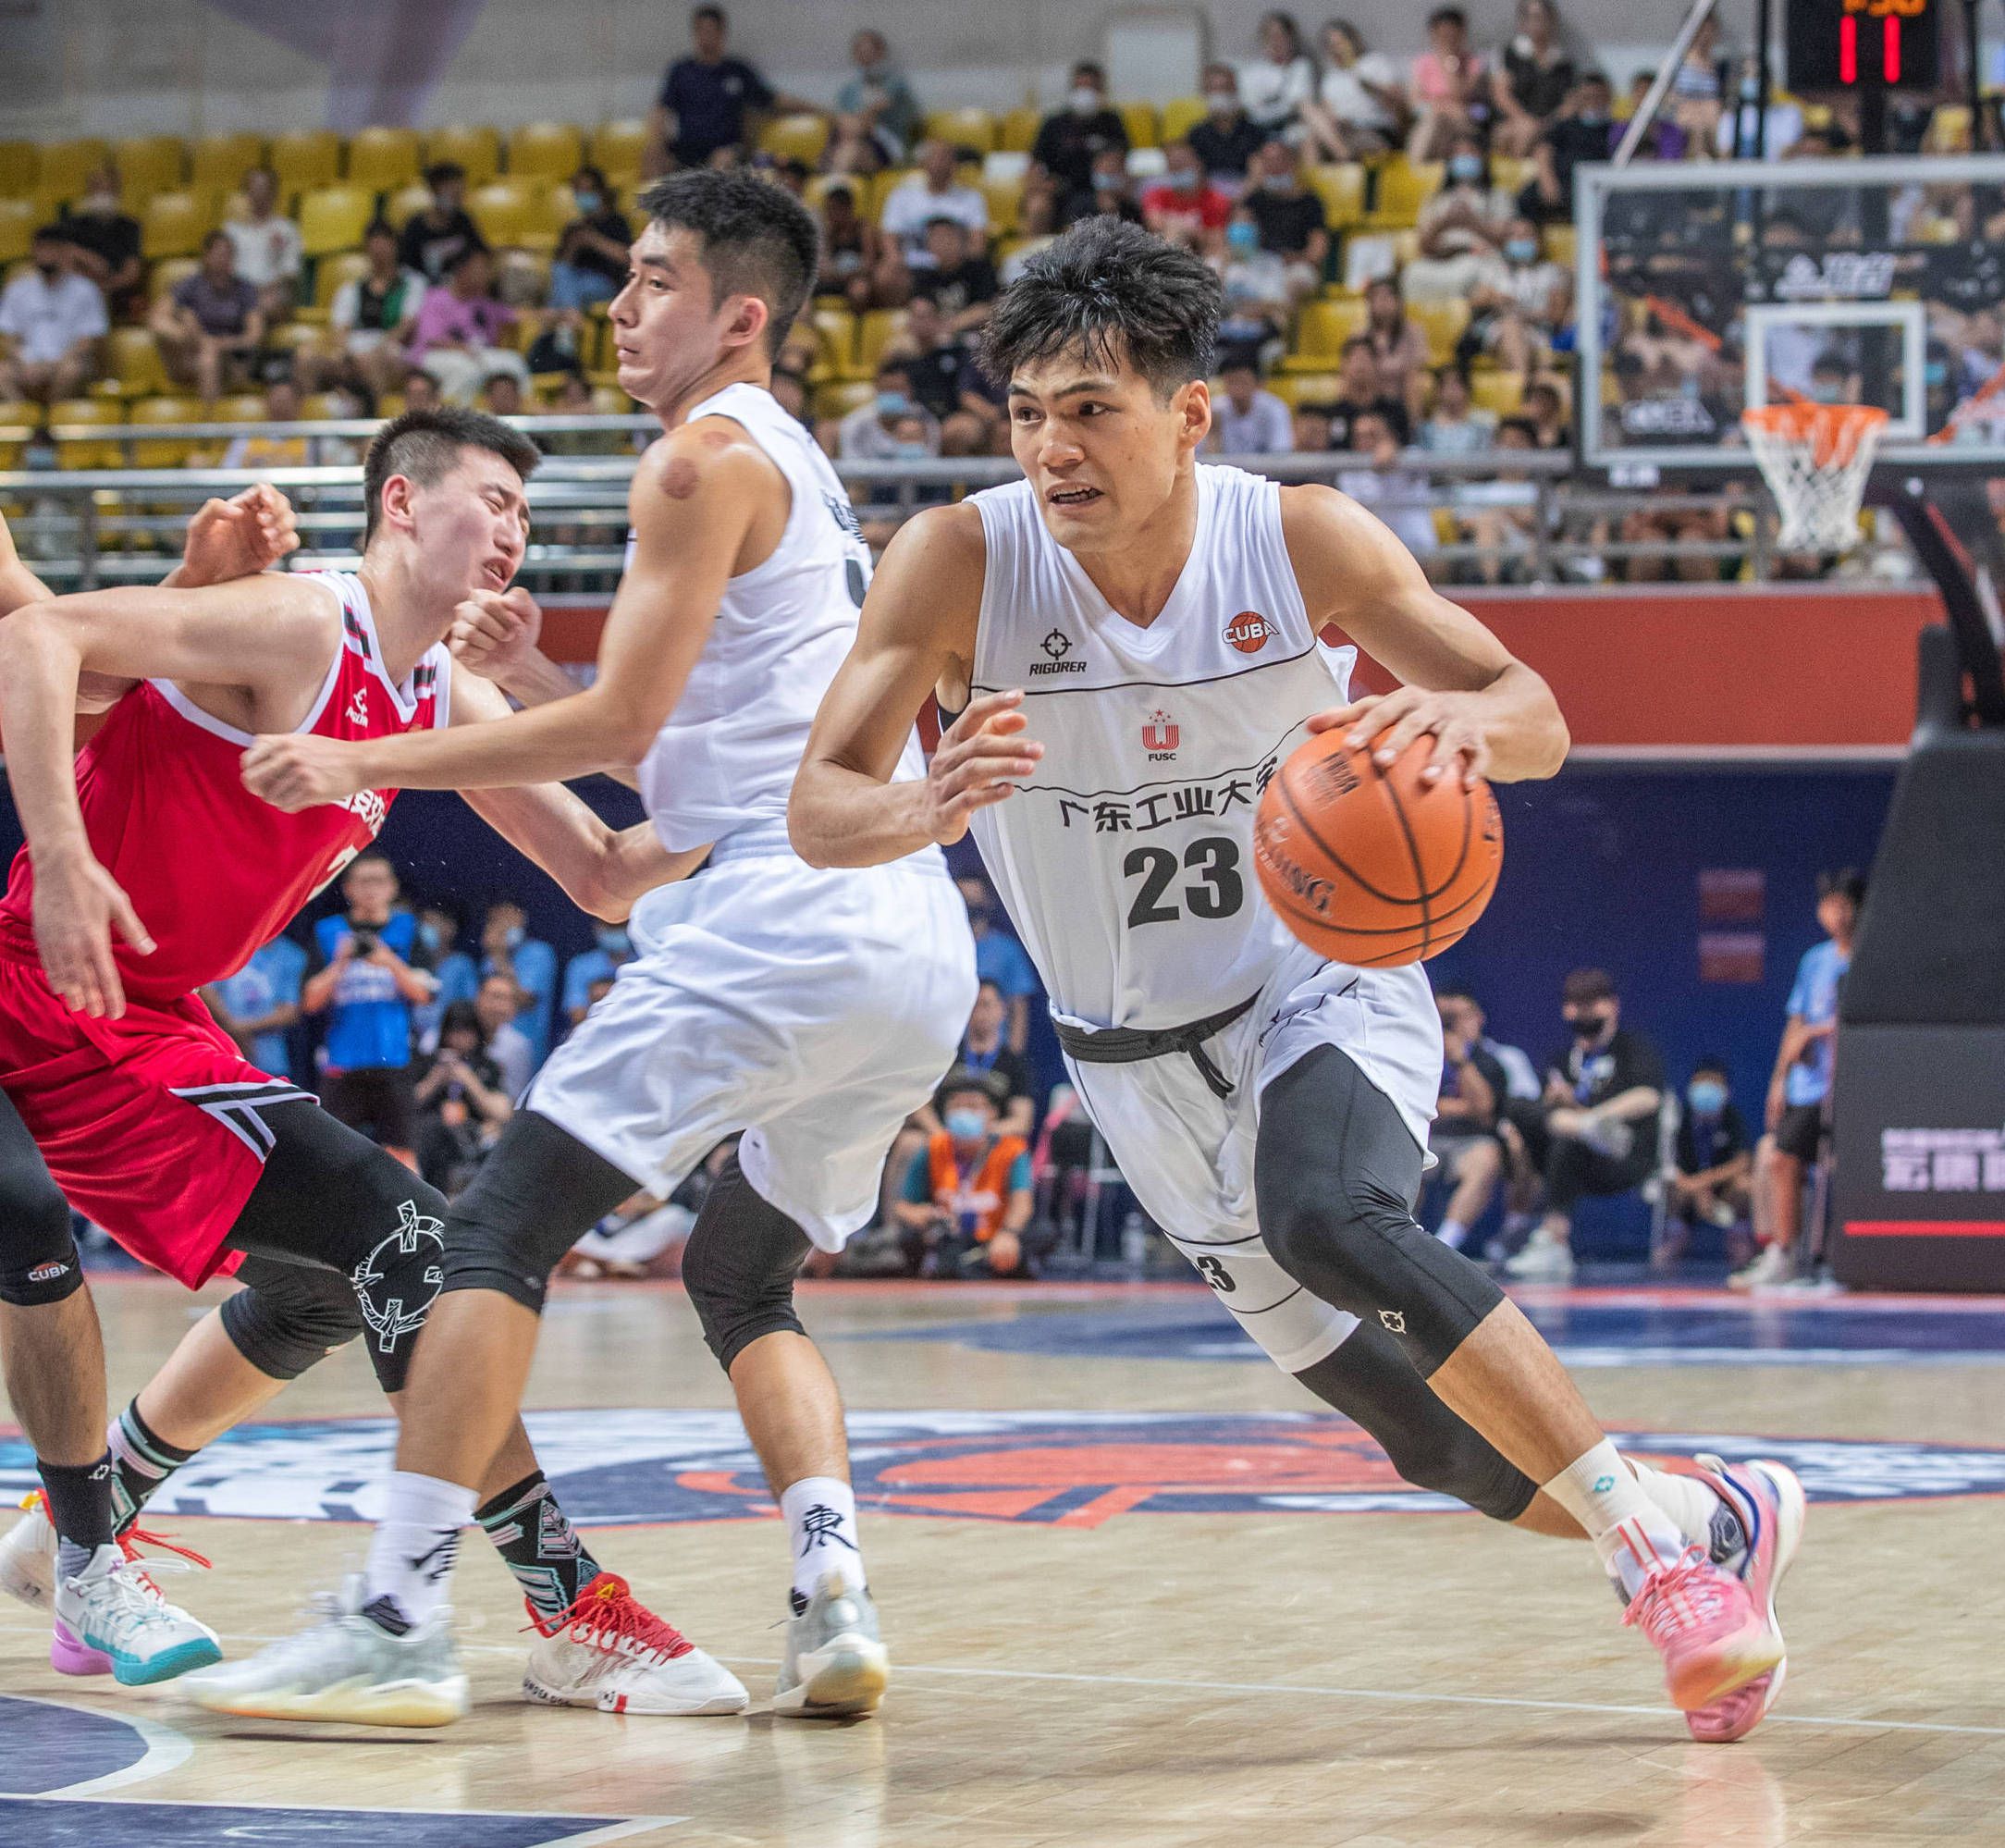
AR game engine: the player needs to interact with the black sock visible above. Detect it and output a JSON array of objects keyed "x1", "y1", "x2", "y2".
[
  {"x1": 474, "y1": 1470, "x2": 604, "y2": 1623},
  {"x1": 38, "y1": 1453, "x2": 116, "y2": 1576},
  {"x1": 106, "y1": 1399, "x2": 197, "y2": 1532}
]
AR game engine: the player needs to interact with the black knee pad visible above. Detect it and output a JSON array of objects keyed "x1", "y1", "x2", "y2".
[
  {"x1": 221, "y1": 1254, "x2": 364, "y2": 1380},
  {"x1": 681, "y1": 1153, "x2": 811, "y2": 1372},
  {"x1": 0, "y1": 1103, "x2": 83, "y2": 1307}
]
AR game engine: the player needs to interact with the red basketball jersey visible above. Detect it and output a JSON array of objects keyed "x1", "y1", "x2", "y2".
[{"x1": 0, "y1": 571, "x2": 451, "y2": 1003}]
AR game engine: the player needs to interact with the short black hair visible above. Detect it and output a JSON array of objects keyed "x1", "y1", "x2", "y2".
[
  {"x1": 439, "y1": 1001, "x2": 486, "y2": 1044},
  {"x1": 361, "y1": 406, "x2": 541, "y2": 548},
  {"x1": 978, "y1": 216, "x2": 1220, "y2": 400},
  {"x1": 693, "y1": 4, "x2": 726, "y2": 24},
  {"x1": 1428, "y1": 6, "x2": 1468, "y2": 27},
  {"x1": 1072, "y1": 60, "x2": 1107, "y2": 84},
  {"x1": 1817, "y1": 867, "x2": 1867, "y2": 906},
  {"x1": 1497, "y1": 414, "x2": 1539, "y2": 442},
  {"x1": 1691, "y1": 1055, "x2": 1730, "y2": 1079},
  {"x1": 424, "y1": 160, "x2": 466, "y2": 189},
  {"x1": 636, "y1": 168, "x2": 819, "y2": 355},
  {"x1": 201, "y1": 228, "x2": 232, "y2": 255}
]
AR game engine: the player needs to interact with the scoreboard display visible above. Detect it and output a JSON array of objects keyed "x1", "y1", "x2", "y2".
[{"x1": 1787, "y1": 0, "x2": 1942, "y2": 92}]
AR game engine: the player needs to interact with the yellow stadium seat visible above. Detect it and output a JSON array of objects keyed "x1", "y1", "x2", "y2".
[
  {"x1": 1469, "y1": 372, "x2": 1523, "y2": 419},
  {"x1": 0, "y1": 198, "x2": 35, "y2": 266},
  {"x1": 1285, "y1": 297, "x2": 1369, "y2": 369},
  {"x1": 508, "y1": 121, "x2": 583, "y2": 181},
  {"x1": 110, "y1": 136, "x2": 186, "y2": 200},
  {"x1": 140, "y1": 191, "x2": 216, "y2": 260},
  {"x1": 1542, "y1": 224, "x2": 1577, "y2": 269},
  {"x1": 189, "y1": 132, "x2": 267, "y2": 195},
  {"x1": 520, "y1": 184, "x2": 576, "y2": 253},
  {"x1": 425, "y1": 125, "x2": 501, "y2": 183},
  {"x1": 498, "y1": 253, "x2": 550, "y2": 313},
  {"x1": 129, "y1": 396, "x2": 204, "y2": 468},
  {"x1": 1304, "y1": 164, "x2": 1367, "y2": 229},
  {"x1": 1265, "y1": 372, "x2": 1338, "y2": 409},
  {"x1": 756, "y1": 114, "x2": 829, "y2": 164},
  {"x1": 855, "y1": 307, "x2": 908, "y2": 376},
  {"x1": 298, "y1": 185, "x2": 375, "y2": 258},
  {"x1": 816, "y1": 378, "x2": 876, "y2": 422},
  {"x1": 998, "y1": 107, "x2": 1041, "y2": 154},
  {"x1": 1408, "y1": 299, "x2": 1470, "y2": 365},
  {"x1": 591, "y1": 384, "x2": 635, "y2": 415},
  {"x1": 314, "y1": 249, "x2": 372, "y2": 309},
  {"x1": 268, "y1": 129, "x2": 342, "y2": 194},
  {"x1": 1367, "y1": 158, "x2": 1443, "y2": 228},
  {"x1": 37, "y1": 140, "x2": 111, "y2": 202},
  {"x1": 979, "y1": 174, "x2": 1024, "y2": 238},
  {"x1": 1159, "y1": 97, "x2": 1208, "y2": 144},
  {"x1": 213, "y1": 393, "x2": 269, "y2": 423},
  {"x1": 0, "y1": 142, "x2": 35, "y2": 192},
  {"x1": 104, "y1": 327, "x2": 168, "y2": 397},
  {"x1": 467, "y1": 181, "x2": 532, "y2": 248},
  {"x1": 1116, "y1": 103, "x2": 1158, "y2": 149},
  {"x1": 588, "y1": 119, "x2": 650, "y2": 182},
  {"x1": 922, "y1": 109, "x2": 996, "y2": 155},
  {"x1": 808, "y1": 305, "x2": 856, "y2": 383},
  {"x1": 149, "y1": 256, "x2": 201, "y2": 303},
  {"x1": 385, "y1": 182, "x2": 435, "y2": 228},
  {"x1": 1488, "y1": 156, "x2": 1531, "y2": 198},
  {"x1": 49, "y1": 398, "x2": 121, "y2": 471},
  {"x1": 265, "y1": 320, "x2": 330, "y2": 370},
  {"x1": 346, "y1": 126, "x2": 422, "y2": 192}
]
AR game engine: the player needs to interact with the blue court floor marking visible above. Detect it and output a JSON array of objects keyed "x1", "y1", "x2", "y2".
[
  {"x1": 0, "y1": 1800, "x2": 676, "y2": 1846},
  {"x1": 0, "y1": 1693, "x2": 190, "y2": 1798}
]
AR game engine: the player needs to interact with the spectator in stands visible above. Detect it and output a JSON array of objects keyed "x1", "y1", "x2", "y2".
[
  {"x1": 879, "y1": 140, "x2": 989, "y2": 272},
  {"x1": 305, "y1": 852, "x2": 432, "y2": 1163},
  {"x1": 400, "y1": 366, "x2": 442, "y2": 412},
  {"x1": 1237, "y1": 12, "x2": 1317, "y2": 140},
  {"x1": 1140, "y1": 141, "x2": 1233, "y2": 255},
  {"x1": 1668, "y1": 11, "x2": 1728, "y2": 138},
  {"x1": 816, "y1": 179, "x2": 889, "y2": 312},
  {"x1": 474, "y1": 970, "x2": 535, "y2": 1100},
  {"x1": 151, "y1": 229, "x2": 262, "y2": 404},
  {"x1": 1191, "y1": 65, "x2": 1266, "y2": 184},
  {"x1": 1521, "y1": 377, "x2": 1568, "y2": 449},
  {"x1": 1304, "y1": 21, "x2": 1407, "y2": 162},
  {"x1": 483, "y1": 373, "x2": 525, "y2": 418},
  {"x1": 1244, "y1": 140, "x2": 1327, "y2": 305},
  {"x1": 1461, "y1": 216, "x2": 1571, "y2": 377},
  {"x1": 1504, "y1": 967, "x2": 1666, "y2": 1283},
  {"x1": 1441, "y1": 984, "x2": 1541, "y2": 1103},
  {"x1": 1031, "y1": 61, "x2": 1128, "y2": 223},
  {"x1": 203, "y1": 932, "x2": 308, "y2": 1087},
  {"x1": 412, "y1": 1001, "x2": 514, "y2": 1195},
  {"x1": 1661, "y1": 1057, "x2": 1753, "y2": 1269},
  {"x1": 900, "y1": 294, "x2": 1001, "y2": 455},
  {"x1": 1362, "y1": 276, "x2": 1430, "y2": 423},
  {"x1": 1001, "y1": 186, "x2": 1063, "y2": 287},
  {"x1": 561, "y1": 923, "x2": 633, "y2": 1031},
  {"x1": 1421, "y1": 364, "x2": 1496, "y2": 454},
  {"x1": 1716, "y1": 57, "x2": 1803, "y2": 159},
  {"x1": 909, "y1": 217, "x2": 997, "y2": 335},
  {"x1": 398, "y1": 163, "x2": 484, "y2": 286},
  {"x1": 225, "y1": 166, "x2": 304, "y2": 320},
  {"x1": 831, "y1": 354, "x2": 940, "y2": 461},
  {"x1": 1458, "y1": 415, "x2": 1543, "y2": 583},
  {"x1": 1490, "y1": 0, "x2": 1577, "y2": 157},
  {"x1": 1740, "y1": 869, "x2": 1862, "y2": 1290},
  {"x1": 1217, "y1": 208, "x2": 1291, "y2": 365},
  {"x1": 957, "y1": 980, "x2": 1036, "y2": 1139},
  {"x1": 477, "y1": 897, "x2": 557, "y2": 1066},
  {"x1": 548, "y1": 166, "x2": 633, "y2": 313},
  {"x1": 1208, "y1": 349, "x2": 1293, "y2": 454},
  {"x1": 650, "y1": 5, "x2": 803, "y2": 173},
  {"x1": 1519, "y1": 72, "x2": 1618, "y2": 225},
  {"x1": 1429, "y1": 988, "x2": 1507, "y2": 1251},
  {"x1": 405, "y1": 245, "x2": 526, "y2": 406},
  {"x1": 55, "y1": 163, "x2": 144, "y2": 323},
  {"x1": 1403, "y1": 131, "x2": 1511, "y2": 301},
  {"x1": 325, "y1": 220, "x2": 426, "y2": 399},
  {"x1": 0, "y1": 228, "x2": 107, "y2": 406},
  {"x1": 1336, "y1": 407, "x2": 1434, "y2": 560},
  {"x1": 412, "y1": 899, "x2": 479, "y2": 1043},
  {"x1": 1085, "y1": 147, "x2": 1145, "y2": 228},
  {"x1": 959, "y1": 873, "x2": 1036, "y2": 1052},
  {"x1": 894, "y1": 1067, "x2": 1038, "y2": 1277},
  {"x1": 1621, "y1": 71, "x2": 1690, "y2": 161},
  {"x1": 220, "y1": 376, "x2": 312, "y2": 469},
  {"x1": 830, "y1": 28, "x2": 920, "y2": 169},
  {"x1": 1309, "y1": 336, "x2": 1406, "y2": 451},
  {"x1": 1409, "y1": 6, "x2": 1491, "y2": 161}
]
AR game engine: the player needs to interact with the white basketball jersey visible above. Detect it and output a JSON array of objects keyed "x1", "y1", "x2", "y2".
[
  {"x1": 968, "y1": 463, "x2": 1359, "y2": 1031},
  {"x1": 633, "y1": 382, "x2": 926, "y2": 852}
]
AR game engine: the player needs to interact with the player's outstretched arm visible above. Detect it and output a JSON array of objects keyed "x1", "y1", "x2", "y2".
[
  {"x1": 240, "y1": 423, "x2": 769, "y2": 808},
  {"x1": 791, "y1": 503, "x2": 1040, "y2": 868},
  {"x1": 1281, "y1": 483, "x2": 1569, "y2": 788}
]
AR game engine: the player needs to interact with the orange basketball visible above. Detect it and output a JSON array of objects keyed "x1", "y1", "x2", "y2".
[{"x1": 1252, "y1": 731, "x2": 1503, "y2": 967}]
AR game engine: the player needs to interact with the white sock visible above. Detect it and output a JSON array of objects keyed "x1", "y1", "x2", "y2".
[
  {"x1": 1541, "y1": 1440, "x2": 1689, "y2": 1598},
  {"x1": 1436, "y1": 1217, "x2": 1469, "y2": 1250},
  {"x1": 363, "y1": 1472, "x2": 477, "y2": 1631},
  {"x1": 1629, "y1": 1460, "x2": 1735, "y2": 1560},
  {"x1": 781, "y1": 1475, "x2": 864, "y2": 1607}
]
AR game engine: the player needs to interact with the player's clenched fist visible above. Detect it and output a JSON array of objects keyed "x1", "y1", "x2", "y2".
[
  {"x1": 240, "y1": 733, "x2": 370, "y2": 812},
  {"x1": 922, "y1": 688, "x2": 1041, "y2": 845},
  {"x1": 450, "y1": 586, "x2": 543, "y2": 680}
]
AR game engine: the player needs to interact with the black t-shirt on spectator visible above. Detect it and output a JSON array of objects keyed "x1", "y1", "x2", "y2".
[
  {"x1": 1504, "y1": 48, "x2": 1577, "y2": 120},
  {"x1": 56, "y1": 210, "x2": 142, "y2": 314},
  {"x1": 940, "y1": 1047, "x2": 1034, "y2": 1120},
  {"x1": 1677, "y1": 1103, "x2": 1750, "y2": 1176},
  {"x1": 1541, "y1": 119, "x2": 1616, "y2": 194},
  {"x1": 398, "y1": 209, "x2": 483, "y2": 286},
  {"x1": 413, "y1": 1044, "x2": 505, "y2": 1107},
  {"x1": 1188, "y1": 116, "x2": 1268, "y2": 179},
  {"x1": 1245, "y1": 188, "x2": 1326, "y2": 259},
  {"x1": 562, "y1": 207, "x2": 634, "y2": 284},
  {"x1": 1548, "y1": 1028, "x2": 1666, "y2": 1110},
  {"x1": 906, "y1": 340, "x2": 977, "y2": 420},
  {"x1": 1031, "y1": 108, "x2": 1129, "y2": 196},
  {"x1": 660, "y1": 56, "x2": 775, "y2": 164},
  {"x1": 910, "y1": 256, "x2": 998, "y2": 320},
  {"x1": 1441, "y1": 1044, "x2": 1510, "y2": 1133},
  {"x1": 1316, "y1": 393, "x2": 1410, "y2": 450}
]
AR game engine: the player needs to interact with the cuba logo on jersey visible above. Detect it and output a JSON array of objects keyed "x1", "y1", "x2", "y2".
[
  {"x1": 1029, "y1": 628, "x2": 1087, "y2": 677},
  {"x1": 1224, "y1": 611, "x2": 1273, "y2": 654},
  {"x1": 1142, "y1": 709, "x2": 1180, "y2": 761}
]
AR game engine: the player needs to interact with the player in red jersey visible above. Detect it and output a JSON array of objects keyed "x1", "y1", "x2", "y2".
[{"x1": 0, "y1": 410, "x2": 748, "y2": 1717}]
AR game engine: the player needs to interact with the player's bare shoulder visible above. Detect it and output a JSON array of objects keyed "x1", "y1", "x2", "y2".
[
  {"x1": 1276, "y1": 478, "x2": 1426, "y2": 621},
  {"x1": 630, "y1": 418, "x2": 790, "y2": 567}
]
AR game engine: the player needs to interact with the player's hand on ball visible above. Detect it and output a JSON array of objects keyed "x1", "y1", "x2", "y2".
[
  {"x1": 924, "y1": 689, "x2": 1041, "y2": 845},
  {"x1": 450, "y1": 587, "x2": 543, "y2": 679},
  {"x1": 1309, "y1": 687, "x2": 1494, "y2": 788},
  {"x1": 240, "y1": 733, "x2": 366, "y2": 811},
  {"x1": 180, "y1": 484, "x2": 300, "y2": 584},
  {"x1": 31, "y1": 845, "x2": 154, "y2": 1019}
]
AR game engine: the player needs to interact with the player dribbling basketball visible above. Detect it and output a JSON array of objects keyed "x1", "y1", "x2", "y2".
[{"x1": 792, "y1": 217, "x2": 1806, "y2": 1740}]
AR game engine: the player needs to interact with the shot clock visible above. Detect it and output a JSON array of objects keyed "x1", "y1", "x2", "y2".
[{"x1": 1786, "y1": 0, "x2": 1942, "y2": 92}]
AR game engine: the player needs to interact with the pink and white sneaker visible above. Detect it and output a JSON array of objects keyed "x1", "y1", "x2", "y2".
[
  {"x1": 1681, "y1": 1456, "x2": 1806, "y2": 1743},
  {"x1": 1622, "y1": 1545, "x2": 1784, "y2": 1713}
]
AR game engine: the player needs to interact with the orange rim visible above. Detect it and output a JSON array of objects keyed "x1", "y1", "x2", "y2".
[{"x1": 1741, "y1": 402, "x2": 1889, "y2": 470}]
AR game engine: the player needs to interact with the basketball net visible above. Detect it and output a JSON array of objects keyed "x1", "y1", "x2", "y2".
[{"x1": 1741, "y1": 402, "x2": 1889, "y2": 556}]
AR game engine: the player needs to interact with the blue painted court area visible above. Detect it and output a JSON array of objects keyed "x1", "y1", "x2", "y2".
[
  {"x1": 0, "y1": 1798, "x2": 660, "y2": 1845},
  {"x1": 0, "y1": 1694, "x2": 155, "y2": 1794}
]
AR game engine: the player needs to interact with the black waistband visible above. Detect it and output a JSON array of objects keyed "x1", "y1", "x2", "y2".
[{"x1": 1052, "y1": 992, "x2": 1261, "y2": 1102}]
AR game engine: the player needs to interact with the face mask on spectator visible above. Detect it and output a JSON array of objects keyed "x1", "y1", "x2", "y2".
[
  {"x1": 83, "y1": 191, "x2": 119, "y2": 216},
  {"x1": 1071, "y1": 86, "x2": 1101, "y2": 116},
  {"x1": 1505, "y1": 237, "x2": 1538, "y2": 264},
  {"x1": 1565, "y1": 1007, "x2": 1612, "y2": 1041},
  {"x1": 1169, "y1": 167, "x2": 1199, "y2": 193},
  {"x1": 1687, "y1": 1079, "x2": 1728, "y2": 1115},
  {"x1": 877, "y1": 388, "x2": 912, "y2": 417},
  {"x1": 418, "y1": 920, "x2": 443, "y2": 954},
  {"x1": 1226, "y1": 220, "x2": 1260, "y2": 253},
  {"x1": 888, "y1": 438, "x2": 931, "y2": 459},
  {"x1": 596, "y1": 926, "x2": 631, "y2": 955},
  {"x1": 1450, "y1": 154, "x2": 1483, "y2": 183},
  {"x1": 944, "y1": 1108, "x2": 989, "y2": 1141},
  {"x1": 1577, "y1": 107, "x2": 1609, "y2": 128},
  {"x1": 1207, "y1": 89, "x2": 1237, "y2": 116},
  {"x1": 501, "y1": 924, "x2": 525, "y2": 950},
  {"x1": 574, "y1": 190, "x2": 603, "y2": 213},
  {"x1": 1261, "y1": 174, "x2": 1295, "y2": 195}
]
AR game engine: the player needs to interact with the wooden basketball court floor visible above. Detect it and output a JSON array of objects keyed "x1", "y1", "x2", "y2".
[{"x1": 1, "y1": 1273, "x2": 2000, "y2": 1846}]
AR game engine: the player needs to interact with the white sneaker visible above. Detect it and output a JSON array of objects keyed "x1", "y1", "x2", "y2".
[
  {"x1": 1503, "y1": 1228, "x2": 1577, "y2": 1283},
  {"x1": 1728, "y1": 1244, "x2": 1796, "y2": 1293},
  {"x1": 181, "y1": 1575, "x2": 467, "y2": 1728},
  {"x1": 522, "y1": 1572, "x2": 747, "y2": 1716},
  {"x1": 773, "y1": 1572, "x2": 888, "y2": 1719},
  {"x1": 54, "y1": 1545, "x2": 221, "y2": 1686},
  {"x1": 0, "y1": 1492, "x2": 55, "y2": 1611}
]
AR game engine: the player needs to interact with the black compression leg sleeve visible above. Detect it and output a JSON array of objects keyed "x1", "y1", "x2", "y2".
[
  {"x1": 1295, "y1": 1320, "x2": 1537, "y2": 1522},
  {"x1": 219, "y1": 1253, "x2": 364, "y2": 1380},
  {"x1": 1257, "y1": 1046, "x2": 1507, "y2": 1377},
  {"x1": 0, "y1": 1088, "x2": 82, "y2": 1306},
  {"x1": 680, "y1": 1152, "x2": 812, "y2": 1372}
]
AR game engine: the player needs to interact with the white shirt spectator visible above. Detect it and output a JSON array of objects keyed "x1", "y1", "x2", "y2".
[
  {"x1": 223, "y1": 213, "x2": 304, "y2": 290},
  {"x1": 837, "y1": 400, "x2": 941, "y2": 460},
  {"x1": 1320, "y1": 54, "x2": 1403, "y2": 134},
  {"x1": 1472, "y1": 252, "x2": 1568, "y2": 324},
  {"x1": 330, "y1": 269, "x2": 427, "y2": 339},
  {"x1": 1236, "y1": 55, "x2": 1317, "y2": 132},
  {"x1": 1421, "y1": 406, "x2": 1498, "y2": 455},
  {"x1": 486, "y1": 1018, "x2": 535, "y2": 1101},
  {"x1": 0, "y1": 267, "x2": 107, "y2": 365},
  {"x1": 1337, "y1": 461, "x2": 1438, "y2": 558},
  {"x1": 1715, "y1": 99, "x2": 1803, "y2": 158},
  {"x1": 1212, "y1": 387, "x2": 1294, "y2": 454},
  {"x1": 879, "y1": 176, "x2": 989, "y2": 264}
]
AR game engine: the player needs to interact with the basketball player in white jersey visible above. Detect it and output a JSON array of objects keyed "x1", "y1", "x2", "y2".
[
  {"x1": 791, "y1": 219, "x2": 1804, "y2": 1742},
  {"x1": 204, "y1": 171, "x2": 975, "y2": 1726}
]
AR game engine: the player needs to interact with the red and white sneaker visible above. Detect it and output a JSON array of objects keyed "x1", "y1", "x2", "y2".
[
  {"x1": 1682, "y1": 1456, "x2": 1806, "y2": 1743},
  {"x1": 1622, "y1": 1546, "x2": 1784, "y2": 1713},
  {"x1": 522, "y1": 1573, "x2": 747, "y2": 1716}
]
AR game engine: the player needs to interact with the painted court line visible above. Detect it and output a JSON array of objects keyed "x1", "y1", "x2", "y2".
[{"x1": 0, "y1": 1796, "x2": 682, "y2": 1843}]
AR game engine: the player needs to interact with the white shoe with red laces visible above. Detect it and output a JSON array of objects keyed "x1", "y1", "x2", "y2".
[
  {"x1": 1622, "y1": 1545, "x2": 1785, "y2": 1713},
  {"x1": 523, "y1": 1573, "x2": 747, "y2": 1716}
]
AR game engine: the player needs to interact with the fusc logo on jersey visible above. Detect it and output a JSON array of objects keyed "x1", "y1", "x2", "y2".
[
  {"x1": 1029, "y1": 629, "x2": 1087, "y2": 677},
  {"x1": 1142, "y1": 710, "x2": 1180, "y2": 761},
  {"x1": 1224, "y1": 611, "x2": 1273, "y2": 655}
]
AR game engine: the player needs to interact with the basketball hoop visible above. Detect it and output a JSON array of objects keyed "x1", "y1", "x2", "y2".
[{"x1": 1741, "y1": 402, "x2": 1889, "y2": 556}]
